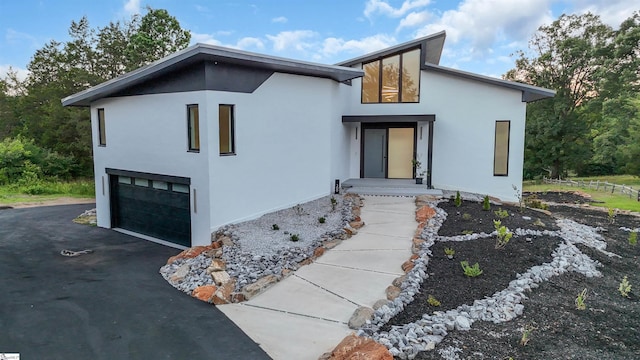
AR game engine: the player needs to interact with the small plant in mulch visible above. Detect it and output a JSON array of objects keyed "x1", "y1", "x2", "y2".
[
  {"x1": 318, "y1": 216, "x2": 326, "y2": 224},
  {"x1": 493, "y1": 219, "x2": 513, "y2": 249},
  {"x1": 330, "y1": 196, "x2": 338, "y2": 211},
  {"x1": 513, "y1": 184, "x2": 524, "y2": 212},
  {"x1": 462, "y1": 213, "x2": 472, "y2": 220},
  {"x1": 607, "y1": 208, "x2": 617, "y2": 224},
  {"x1": 271, "y1": 224, "x2": 280, "y2": 230},
  {"x1": 482, "y1": 195, "x2": 491, "y2": 211},
  {"x1": 533, "y1": 218, "x2": 546, "y2": 227},
  {"x1": 460, "y1": 261, "x2": 483, "y2": 277},
  {"x1": 293, "y1": 204, "x2": 306, "y2": 216},
  {"x1": 290, "y1": 234, "x2": 300, "y2": 242},
  {"x1": 629, "y1": 231, "x2": 638, "y2": 246},
  {"x1": 575, "y1": 288, "x2": 588, "y2": 310},
  {"x1": 619, "y1": 276, "x2": 632, "y2": 298},
  {"x1": 454, "y1": 191, "x2": 462, "y2": 207},
  {"x1": 427, "y1": 295, "x2": 441, "y2": 307},
  {"x1": 524, "y1": 194, "x2": 549, "y2": 210},
  {"x1": 462, "y1": 230, "x2": 474, "y2": 235},
  {"x1": 494, "y1": 208, "x2": 509, "y2": 219},
  {"x1": 520, "y1": 324, "x2": 536, "y2": 346},
  {"x1": 444, "y1": 247, "x2": 456, "y2": 259}
]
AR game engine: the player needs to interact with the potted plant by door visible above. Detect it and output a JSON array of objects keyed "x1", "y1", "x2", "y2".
[{"x1": 412, "y1": 158, "x2": 424, "y2": 184}]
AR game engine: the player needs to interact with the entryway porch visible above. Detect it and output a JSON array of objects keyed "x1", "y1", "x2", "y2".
[{"x1": 341, "y1": 178, "x2": 443, "y2": 196}]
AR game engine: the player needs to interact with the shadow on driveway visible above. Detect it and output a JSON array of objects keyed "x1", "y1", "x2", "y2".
[{"x1": 0, "y1": 204, "x2": 271, "y2": 360}]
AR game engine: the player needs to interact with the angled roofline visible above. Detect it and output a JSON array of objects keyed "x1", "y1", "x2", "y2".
[
  {"x1": 335, "y1": 31, "x2": 447, "y2": 67},
  {"x1": 423, "y1": 63, "x2": 555, "y2": 102},
  {"x1": 62, "y1": 43, "x2": 364, "y2": 107}
]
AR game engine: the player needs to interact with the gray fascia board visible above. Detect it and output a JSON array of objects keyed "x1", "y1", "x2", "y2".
[
  {"x1": 62, "y1": 43, "x2": 363, "y2": 107},
  {"x1": 423, "y1": 63, "x2": 555, "y2": 102},
  {"x1": 335, "y1": 31, "x2": 446, "y2": 67}
]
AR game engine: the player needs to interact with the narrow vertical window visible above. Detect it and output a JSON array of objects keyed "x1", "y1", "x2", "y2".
[
  {"x1": 219, "y1": 104, "x2": 235, "y2": 155},
  {"x1": 362, "y1": 61, "x2": 380, "y2": 103},
  {"x1": 494, "y1": 121, "x2": 510, "y2": 176},
  {"x1": 97, "y1": 108, "x2": 106, "y2": 146},
  {"x1": 187, "y1": 104, "x2": 200, "y2": 151},
  {"x1": 401, "y1": 48, "x2": 420, "y2": 103},
  {"x1": 381, "y1": 54, "x2": 400, "y2": 102}
]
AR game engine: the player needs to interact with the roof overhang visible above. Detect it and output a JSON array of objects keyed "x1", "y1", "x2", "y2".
[
  {"x1": 336, "y1": 31, "x2": 446, "y2": 68},
  {"x1": 62, "y1": 44, "x2": 364, "y2": 107},
  {"x1": 342, "y1": 114, "x2": 435, "y2": 123},
  {"x1": 423, "y1": 63, "x2": 555, "y2": 102}
]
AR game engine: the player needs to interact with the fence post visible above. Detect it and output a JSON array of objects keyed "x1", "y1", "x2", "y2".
[
  {"x1": 637, "y1": 190, "x2": 640, "y2": 202},
  {"x1": 596, "y1": 180, "x2": 600, "y2": 191},
  {"x1": 611, "y1": 184, "x2": 615, "y2": 194}
]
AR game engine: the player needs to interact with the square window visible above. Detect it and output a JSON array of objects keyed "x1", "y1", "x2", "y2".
[
  {"x1": 134, "y1": 178, "x2": 149, "y2": 187},
  {"x1": 219, "y1": 104, "x2": 235, "y2": 155},
  {"x1": 97, "y1": 108, "x2": 106, "y2": 146},
  {"x1": 187, "y1": 104, "x2": 200, "y2": 152},
  {"x1": 118, "y1": 176, "x2": 131, "y2": 184},
  {"x1": 172, "y1": 183, "x2": 189, "y2": 193},
  {"x1": 152, "y1": 181, "x2": 168, "y2": 190}
]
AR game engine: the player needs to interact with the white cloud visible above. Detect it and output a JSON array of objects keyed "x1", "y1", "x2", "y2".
[
  {"x1": 236, "y1": 37, "x2": 265, "y2": 50},
  {"x1": 190, "y1": 33, "x2": 264, "y2": 50},
  {"x1": 266, "y1": 30, "x2": 318, "y2": 52},
  {"x1": 397, "y1": 11, "x2": 431, "y2": 31},
  {"x1": 123, "y1": 0, "x2": 141, "y2": 16},
  {"x1": 191, "y1": 32, "x2": 222, "y2": 46},
  {"x1": 272, "y1": 16, "x2": 288, "y2": 23},
  {"x1": 415, "y1": 0, "x2": 554, "y2": 58},
  {"x1": 321, "y1": 34, "x2": 396, "y2": 57},
  {"x1": 568, "y1": 0, "x2": 637, "y2": 26},
  {"x1": 0, "y1": 65, "x2": 29, "y2": 82},
  {"x1": 364, "y1": 0, "x2": 431, "y2": 19}
]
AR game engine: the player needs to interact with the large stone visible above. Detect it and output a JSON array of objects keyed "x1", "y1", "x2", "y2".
[
  {"x1": 206, "y1": 259, "x2": 226, "y2": 273},
  {"x1": 392, "y1": 275, "x2": 406, "y2": 288},
  {"x1": 385, "y1": 285, "x2": 401, "y2": 300},
  {"x1": 212, "y1": 280, "x2": 235, "y2": 305},
  {"x1": 349, "y1": 220, "x2": 364, "y2": 229},
  {"x1": 348, "y1": 306, "x2": 374, "y2": 329},
  {"x1": 169, "y1": 263, "x2": 190, "y2": 282},
  {"x1": 372, "y1": 299, "x2": 389, "y2": 310},
  {"x1": 323, "y1": 239, "x2": 342, "y2": 249},
  {"x1": 324, "y1": 334, "x2": 392, "y2": 360},
  {"x1": 242, "y1": 274, "x2": 279, "y2": 300},
  {"x1": 314, "y1": 247, "x2": 326, "y2": 258},
  {"x1": 192, "y1": 285, "x2": 217, "y2": 303},
  {"x1": 401, "y1": 260, "x2": 414, "y2": 272},
  {"x1": 218, "y1": 235, "x2": 234, "y2": 247},
  {"x1": 211, "y1": 270, "x2": 232, "y2": 286},
  {"x1": 166, "y1": 245, "x2": 214, "y2": 265},
  {"x1": 416, "y1": 205, "x2": 436, "y2": 223},
  {"x1": 455, "y1": 316, "x2": 471, "y2": 331}
]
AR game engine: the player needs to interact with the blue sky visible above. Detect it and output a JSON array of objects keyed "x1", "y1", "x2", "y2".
[{"x1": 0, "y1": 0, "x2": 637, "y2": 82}]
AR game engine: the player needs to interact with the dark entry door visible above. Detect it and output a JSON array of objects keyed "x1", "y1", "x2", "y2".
[
  {"x1": 110, "y1": 174, "x2": 191, "y2": 247},
  {"x1": 363, "y1": 128, "x2": 386, "y2": 178}
]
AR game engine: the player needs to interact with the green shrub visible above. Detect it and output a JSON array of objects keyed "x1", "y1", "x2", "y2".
[
  {"x1": 629, "y1": 231, "x2": 638, "y2": 246},
  {"x1": 493, "y1": 219, "x2": 513, "y2": 249},
  {"x1": 290, "y1": 234, "x2": 300, "y2": 242},
  {"x1": 482, "y1": 195, "x2": 490, "y2": 211},
  {"x1": 454, "y1": 191, "x2": 462, "y2": 207},
  {"x1": 318, "y1": 217, "x2": 326, "y2": 224},
  {"x1": 494, "y1": 208, "x2": 509, "y2": 219},
  {"x1": 460, "y1": 261, "x2": 483, "y2": 277},
  {"x1": 427, "y1": 295, "x2": 441, "y2": 307}
]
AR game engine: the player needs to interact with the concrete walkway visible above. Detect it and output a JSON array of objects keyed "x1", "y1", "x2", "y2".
[{"x1": 219, "y1": 195, "x2": 417, "y2": 360}]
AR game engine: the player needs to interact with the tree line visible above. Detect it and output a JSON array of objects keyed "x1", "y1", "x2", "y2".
[
  {"x1": 0, "y1": 9, "x2": 639, "y2": 182},
  {"x1": 0, "y1": 7, "x2": 190, "y2": 183}
]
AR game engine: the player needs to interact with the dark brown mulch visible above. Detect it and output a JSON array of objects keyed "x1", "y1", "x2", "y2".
[
  {"x1": 386, "y1": 200, "x2": 640, "y2": 359},
  {"x1": 525, "y1": 191, "x2": 601, "y2": 204}
]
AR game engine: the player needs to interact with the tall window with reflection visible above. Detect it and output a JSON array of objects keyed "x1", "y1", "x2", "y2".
[{"x1": 362, "y1": 48, "x2": 420, "y2": 103}]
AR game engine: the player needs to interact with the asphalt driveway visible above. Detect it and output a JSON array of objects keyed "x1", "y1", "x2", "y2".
[{"x1": 0, "y1": 204, "x2": 270, "y2": 360}]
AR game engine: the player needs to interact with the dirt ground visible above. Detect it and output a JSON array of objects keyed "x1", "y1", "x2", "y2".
[
  {"x1": 0, "y1": 197, "x2": 95, "y2": 209},
  {"x1": 388, "y1": 192, "x2": 640, "y2": 359}
]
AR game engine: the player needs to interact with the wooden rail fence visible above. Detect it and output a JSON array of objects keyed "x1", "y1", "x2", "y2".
[{"x1": 543, "y1": 177, "x2": 640, "y2": 201}]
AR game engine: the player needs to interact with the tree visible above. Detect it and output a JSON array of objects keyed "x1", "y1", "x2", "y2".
[
  {"x1": 506, "y1": 13, "x2": 614, "y2": 178},
  {"x1": 125, "y1": 7, "x2": 191, "y2": 71}
]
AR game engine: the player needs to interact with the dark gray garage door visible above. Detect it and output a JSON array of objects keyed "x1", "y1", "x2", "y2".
[{"x1": 107, "y1": 169, "x2": 191, "y2": 247}]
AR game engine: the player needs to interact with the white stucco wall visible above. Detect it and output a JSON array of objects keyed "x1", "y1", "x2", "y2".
[
  {"x1": 91, "y1": 91, "x2": 212, "y2": 247},
  {"x1": 205, "y1": 73, "x2": 336, "y2": 232},
  {"x1": 342, "y1": 65, "x2": 526, "y2": 201},
  {"x1": 422, "y1": 71, "x2": 526, "y2": 201}
]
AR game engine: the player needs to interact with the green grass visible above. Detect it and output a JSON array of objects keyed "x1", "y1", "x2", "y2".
[
  {"x1": 0, "y1": 179, "x2": 95, "y2": 205},
  {"x1": 524, "y1": 175, "x2": 640, "y2": 212}
]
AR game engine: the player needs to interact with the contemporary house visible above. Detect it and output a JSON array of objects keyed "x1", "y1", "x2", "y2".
[{"x1": 62, "y1": 31, "x2": 554, "y2": 248}]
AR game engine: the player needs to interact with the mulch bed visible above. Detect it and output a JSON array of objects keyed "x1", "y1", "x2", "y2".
[{"x1": 384, "y1": 192, "x2": 640, "y2": 359}]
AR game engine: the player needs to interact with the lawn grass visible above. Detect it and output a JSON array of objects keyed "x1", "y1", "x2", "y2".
[
  {"x1": 524, "y1": 175, "x2": 640, "y2": 212},
  {"x1": 0, "y1": 179, "x2": 95, "y2": 205}
]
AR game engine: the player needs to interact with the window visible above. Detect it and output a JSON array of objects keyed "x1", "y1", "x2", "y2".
[
  {"x1": 187, "y1": 104, "x2": 200, "y2": 151},
  {"x1": 97, "y1": 108, "x2": 106, "y2": 146},
  {"x1": 494, "y1": 121, "x2": 510, "y2": 176},
  {"x1": 362, "y1": 48, "x2": 421, "y2": 103},
  {"x1": 219, "y1": 104, "x2": 235, "y2": 155}
]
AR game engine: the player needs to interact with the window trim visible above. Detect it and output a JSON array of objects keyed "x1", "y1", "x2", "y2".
[
  {"x1": 361, "y1": 47, "x2": 421, "y2": 104},
  {"x1": 187, "y1": 104, "x2": 200, "y2": 152},
  {"x1": 219, "y1": 104, "x2": 236, "y2": 156},
  {"x1": 97, "y1": 108, "x2": 106, "y2": 146},
  {"x1": 493, "y1": 120, "x2": 510, "y2": 176}
]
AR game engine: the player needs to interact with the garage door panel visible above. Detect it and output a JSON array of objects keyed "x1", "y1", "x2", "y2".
[{"x1": 111, "y1": 174, "x2": 191, "y2": 247}]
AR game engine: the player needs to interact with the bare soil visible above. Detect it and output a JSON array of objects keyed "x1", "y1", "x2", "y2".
[{"x1": 389, "y1": 192, "x2": 640, "y2": 359}]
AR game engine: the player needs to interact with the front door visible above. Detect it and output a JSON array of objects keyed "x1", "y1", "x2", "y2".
[
  {"x1": 361, "y1": 124, "x2": 416, "y2": 179},
  {"x1": 363, "y1": 129, "x2": 386, "y2": 178}
]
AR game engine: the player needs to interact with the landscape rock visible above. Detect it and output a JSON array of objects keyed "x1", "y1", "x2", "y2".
[
  {"x1": 314, "y1": 247, "x2": 325, "y2": 258},
  {"x1": 166, "y1": 245, "x2": 214, "y2": 265},
  {"x1": 170, "y1": 263, "x2": 190, "y2": 282},
  {"x1": 416, "y1": 205, "x2": 436, "y2": 223},
  {"x1": 211, "y1": 270, "x2": 231, "y2": 286},
  {"x1": 386, "y1": 285, "x2": 401, "y2": 300},
  {"x1": 192, "y1": 285, "x2": 217, "y2": 303},
  {"x1": 325, "y1": 334, "x2": 392, "y2": 360},
  {"x1": 242, "y1": 274, "x2": 279, "y2": 299},
  {"x1": 373, "y1": 299, "x2": 389, "y2": 310},
  {"x1": 207, "y1": 259, "x2": 226, "y2": 273},
  {"x1": 349, "y1": 306, "x2": 375, "y2": 329}
]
